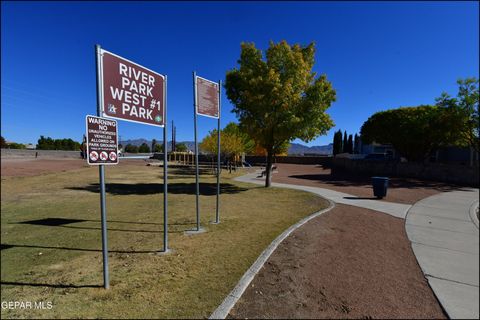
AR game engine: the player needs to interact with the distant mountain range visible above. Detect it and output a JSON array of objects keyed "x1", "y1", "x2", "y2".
[
  {"x1": 119, "y1": 139, "x2": 333, "y2": 155},
  {"x1": 119, "y1": 139, "x2": 195, "y2": 152},
  {"x1": 288, "y1": 143, "x2": 333, "y2": 155}
]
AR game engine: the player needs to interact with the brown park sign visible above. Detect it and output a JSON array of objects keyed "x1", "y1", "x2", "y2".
[
  {"x1": 86, "y1": 115, "x2": 118, "y2": 165},
  {"x1": 196, "y1": 76, "x2": 219, "y2": 118},
  {"x1": 99, "y1": 49, "x2": 165, "y2": 127}
]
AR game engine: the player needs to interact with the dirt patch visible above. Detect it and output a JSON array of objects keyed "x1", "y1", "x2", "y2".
[
  {"x1": 271, "y1": 163, "x2": 468, "y2": 204},
  {"x1": 229, "y1": 204, "x2": 446, "y2": 319},
  {"x1": 1, "y1": 158, "x2": 152, "y2": 177},
  {"x1": 1, "y1": 159, "x2": 88, "y2": 177}
]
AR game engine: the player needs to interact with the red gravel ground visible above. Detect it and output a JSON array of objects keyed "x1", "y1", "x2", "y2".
[
  {"x1": 229, "y1": 204, "x2": 446, "y2": 319},
  {"x1": 271, "y1": 163, "x2": 469, "y2": 204}
]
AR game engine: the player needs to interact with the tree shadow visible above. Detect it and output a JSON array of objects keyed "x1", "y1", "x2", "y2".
[
  {"x1": 289, "y1": 174, "x2": 369, "y2": 187},
  {"x1": 163, "y1": 174, "x2": 198, "y2": 180},
  {"x1": 1, "y1": 281, "x2": 101, "y2": 289},
  {"x1": 169, "y1": 166, "x2": 217, "y2": 176},
  {"x1": 66, "y1": 182, "x2": 247, "y2": 196},
  {"x1": 289, "y1": 173, "x2": 472, "y2": 192}
]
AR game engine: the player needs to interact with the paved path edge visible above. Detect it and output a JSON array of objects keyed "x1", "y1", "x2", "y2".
[
  {"x1": 404, "y1": 203, "x2": 451, "y2": 319},
  {"x1": 209, "y1": 192, "x2": 335, "y2": 319},
  {"x1": 469, "y1": 200, "x2": 479, "y2": 229}
]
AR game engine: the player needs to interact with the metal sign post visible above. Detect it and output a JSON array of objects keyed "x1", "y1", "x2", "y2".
[
  {"x1": 192, "y1": 74, "x2": 221, "y2": 230},
  {"x1": 215, "y1": 80, "x2": 221, "y2": 224},
  {"x1": 95, "y1": 44, "x2": 168, "y2": 256},
  {"x1": 163, "y1": 76, "x2": 169, "y2": 252},
  {"x1": 94, "y1": 44, "x2": 110, "y2": 289},
  {"x1": 193, "y1": 71, "x2": 201, "y2": 232}
]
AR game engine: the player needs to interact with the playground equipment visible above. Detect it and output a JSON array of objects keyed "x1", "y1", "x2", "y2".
[{"x1": 168, "y1": 151, "x2": 195, "y2": 166}]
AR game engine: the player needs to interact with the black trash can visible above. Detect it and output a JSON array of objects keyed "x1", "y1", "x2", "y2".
[{"x1": 372, "y1": 177, "x2": 389, "y2": 199}]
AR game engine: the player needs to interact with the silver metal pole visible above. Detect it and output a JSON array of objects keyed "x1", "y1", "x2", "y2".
[
  {"x1": 215, "y1": 80, "x2": 221, "y2": 224},
  {"x1": 193, "y1": 72, "x2": 200, "y2": 231},
  {"x1": 95, "y1": 44, "x2": 109, "y2": 289},
  {"x1": 163, "y1": 76, "x2": 169, "y2": 252}
]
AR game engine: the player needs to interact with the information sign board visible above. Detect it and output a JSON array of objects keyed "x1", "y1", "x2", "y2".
[
  {"x1": 86, "y1": 115, "x2": 118, "y2": 165},
  {"x1": 99, "y1": 49, "x2": 165, "y2": 127},
  {"x1": 196, "y1": 76, "x2": 219, "y2": 118}
]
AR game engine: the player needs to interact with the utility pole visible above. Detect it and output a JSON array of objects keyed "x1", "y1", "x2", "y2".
[{"x1": 171, "y1": 120, "x2": 174, "y2": 152}]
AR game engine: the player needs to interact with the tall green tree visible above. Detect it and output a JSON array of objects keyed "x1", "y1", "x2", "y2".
[
  {"x1": 347, "y1": 134, "x2": 353, "y2": 154},
  {"x1": 1, "y1": 136, "x2": 7, "y2": 148},
  {"x1": 200, "y1": 128, "x2": 244, "y2": 160},
  {"x1": 222, "y1": 122, "x2": 255, "y2": 155},
  {"x1": 36, "y1": 136, "x2": 80, "y2": 150},
  {"x1": 332, "y1": 130, "x2": 343, "y2": 156},
  {"x1": 353, "y1": 133, "x2": 360, "y2": 154},
  {"x1": 8, "y1": 142, "x2": 26, "y2": 149},
  {"x1": 435, "y1": 77, "x2": 479, "y2": 153},
  {"x1": 175, "y1": 143, "x2": 188, "y2": 152},
  {"x1": 124, "y1": 144, "x2": 139, "y2": 153},
  {"x1": 360, "y1": 105, "x2": 463, "y2": 161},
  {"x1": 151, "y1": 139, "x2": 157, "y2": 152},
  {"x1": 225, "y1": 41, "x2": 336, "y2": 186},
  {"x1": 342, "y1": 131, "x2": 348, "y2": 153},
  {"x1": 37, "y1": 136, "x2": 54, "y2": 150},
  {"x1": 138, "y1": 143, "x2": 151, "y2": 153}
]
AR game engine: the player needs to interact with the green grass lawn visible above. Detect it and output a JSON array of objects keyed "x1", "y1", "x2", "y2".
[{"x1": 1, "y1": 162, "x2": 328, "y2": 319}]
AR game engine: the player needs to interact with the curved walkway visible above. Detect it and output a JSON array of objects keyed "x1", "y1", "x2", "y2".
[
  {"x1": 406, "y1": 190, "x2": 479, "y2": 319},
  {"x1": 235, "y1": 171, "x2": 412, "y2": 218}
]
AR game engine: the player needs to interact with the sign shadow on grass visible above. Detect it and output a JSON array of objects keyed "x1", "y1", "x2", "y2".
[
  {"x1": 14, "y1": 218, "x2": 187, "y2": 234},
  {"x1": 66, "y1": 182, "x2": 248, "y2": 196},
  {"x1": 1, "y1": 244, "x2": 14, "y2": 251},
  {"x1": 1, "y1": 243, "x2": 160, "y2": 254},
  {"x1": 18, "y1": 217, "x2": 193, "y2": 227},
  {"x1": 0, "y1": 280, "x2": 101, "y2": 289}
]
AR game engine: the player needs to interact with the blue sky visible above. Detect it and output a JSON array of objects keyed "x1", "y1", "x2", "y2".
[{"x1": 2, "y1": 1, "x2": 479, "y2": 146}]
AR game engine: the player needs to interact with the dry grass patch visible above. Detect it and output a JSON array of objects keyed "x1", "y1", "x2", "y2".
[{"x1": 1, "y1": 162, "x2": 328, "y2": 318}]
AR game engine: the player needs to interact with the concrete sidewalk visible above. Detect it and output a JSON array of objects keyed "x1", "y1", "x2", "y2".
[
  {"x1": 235, "y1": 171, "x2": 411, "y2": 219},
  {"x1": 406, "y1": 190, "x2": 479, "y2": 319}
]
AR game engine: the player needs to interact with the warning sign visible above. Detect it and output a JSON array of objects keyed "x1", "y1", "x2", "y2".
[
  {"x1": 99, "y1": 49, "x2": 165, "y2": 127},
  {"x1": 196, "y1": 76, "x2": 219, "y2": 119},
  {"x1": 86, "y1": 115, "x2": 118, "y2": 165}
]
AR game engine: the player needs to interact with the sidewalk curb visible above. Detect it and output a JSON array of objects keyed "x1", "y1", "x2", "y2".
[
  {"x1": 209, "y1": 195, "x2": 335, "y2": 319},
  {"x1": 469, "y1": 200, "x2": 479, "y2": 229}
]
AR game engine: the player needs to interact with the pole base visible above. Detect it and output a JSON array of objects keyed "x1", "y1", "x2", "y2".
[
  {"x1": 155, "y1": 248, "x2": 174, "y2": 256},
  {"x1": 184, "y1": 228, "x2": 206, "y2": 235},
  {"x1": 209, "y1": 220, "x2": 220, "y2": 225}
]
